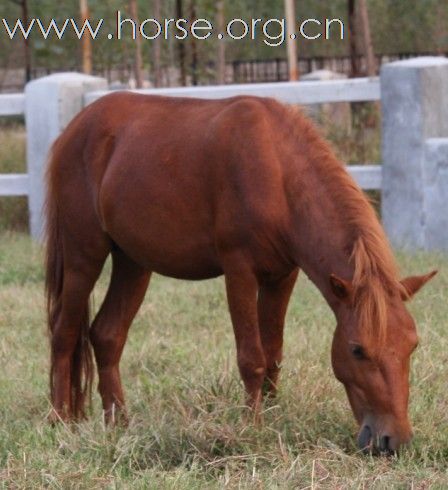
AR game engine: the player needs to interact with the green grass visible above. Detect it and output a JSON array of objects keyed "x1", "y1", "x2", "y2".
[{"x1": 0, "y1": 232, "x2": 447, "y2": 488}]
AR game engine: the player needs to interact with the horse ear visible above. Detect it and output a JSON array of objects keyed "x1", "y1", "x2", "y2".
[
  {"x1": 400, "y1": 270, "x2": 438, "y2": 301},
  {"x1": 329, "y1": 274, "x2": 353, "y2": 300}
]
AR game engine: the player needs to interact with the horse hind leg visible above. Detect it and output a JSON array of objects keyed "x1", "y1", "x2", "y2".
[
  {"x1": 90, "y1": 248, "x2": 150, "y2": 425},
  {"x1": 49, "y1": 243, "x2": 109, "y2": 423}
]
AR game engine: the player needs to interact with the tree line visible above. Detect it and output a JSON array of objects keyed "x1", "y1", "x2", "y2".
[{"x1": 1, "y1": 0, "x2": 447, "y2": 87}]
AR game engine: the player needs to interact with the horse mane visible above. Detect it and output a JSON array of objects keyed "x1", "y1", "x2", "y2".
[{"x1": 285, "y1": 105, "x2": 406, "y2": 342}]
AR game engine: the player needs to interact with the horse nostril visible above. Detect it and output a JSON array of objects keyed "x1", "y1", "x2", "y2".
[
  {"x1": 379, "y1": 435, "x2": 391, "y2": 453},
  {"x1": 357, "y1": 425, "x2": 372, "y2": 451}
]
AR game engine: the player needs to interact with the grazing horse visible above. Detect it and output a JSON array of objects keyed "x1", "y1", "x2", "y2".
[{"x1": 45, "y1": 92, "x2": 436, "y2": 454}]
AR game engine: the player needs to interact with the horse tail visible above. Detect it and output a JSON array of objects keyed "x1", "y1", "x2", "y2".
[{"x1": 45, "y1": 140, "x2": 94, "y2": 419}]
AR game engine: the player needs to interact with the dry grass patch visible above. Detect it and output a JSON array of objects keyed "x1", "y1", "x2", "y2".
[{"x1": 0, "y1": 233, "x2": 447, "y2": 488}]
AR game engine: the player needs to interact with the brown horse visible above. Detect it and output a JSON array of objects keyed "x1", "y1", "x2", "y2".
[{"x1": 45, "y1": 92, "x2": 436, "y2": 454}]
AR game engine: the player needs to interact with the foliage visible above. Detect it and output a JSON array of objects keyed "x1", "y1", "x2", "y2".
[{"x1": 0, "y1": 1, "x2": 447, "y2": 86}]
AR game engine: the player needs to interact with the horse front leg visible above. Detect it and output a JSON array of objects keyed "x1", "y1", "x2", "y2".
[
  {"x1": 258, "y1": 269, "x2": 299, "y2": 398},
  {"x1": 224, "y1": 260, "x2": 266, "y2": 421}
]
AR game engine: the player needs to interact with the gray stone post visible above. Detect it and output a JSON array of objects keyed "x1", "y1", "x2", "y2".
[
  {"x1": 381, "y1": 57, "x2": 448, "y2": 250},
  {"x1": 423, "y1": 138, "x2": 448, "y2": 251},
  {"x1": 25, "y1": 73, "x2": 107, "y2": 240}
]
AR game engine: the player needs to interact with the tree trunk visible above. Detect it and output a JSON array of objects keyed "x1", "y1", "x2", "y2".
[
  {"x1": 190, "y1": 0, "x2": 198, "y2": 86},
  {"x1": 129, "y1": 0, "x2": 144, "y2": 87},
  {"x1": 358, "y1": 0, "x2": 376, "y2": 76},
  {"x1": 348, "y1": 0, "x2": 360, "y2": 78},
  {"x1": 284, "y1": 0, "x2": 298, "y2": 81},
  {"x1": 80, "y1": 0, "x2": 92, "y2": 74},
  {"x1": 8, "y1": 0, "x2": 32, "y2": 82},
  {"x1": 176, "y1": 0, "x2": 187, "y2": 85},
  {"x1": 23, "y1": 0, "x2": 32, "y2": 81},
  {"x1": 153, "y1": 0, "x2": 162, "y2": 86},
  {"x1": 216, "y1": 0, "x2": 226, "y2": 84}
]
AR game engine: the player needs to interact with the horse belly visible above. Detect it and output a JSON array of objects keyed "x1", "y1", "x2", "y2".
[
  {"x1": 101, "y1": 191, "x2": 223, "y2": 279},
  {"x1": 129, "y1": 234, "x2": 223, "y2": 280}
]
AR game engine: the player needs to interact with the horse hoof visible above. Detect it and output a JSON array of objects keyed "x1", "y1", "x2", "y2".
[{"x1": 47, "y1": 408, "x2": 71, "y2": 426}]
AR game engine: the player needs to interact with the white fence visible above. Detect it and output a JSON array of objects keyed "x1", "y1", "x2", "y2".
[
  {"x1": 0, "y1": 57, "x2": 447, "y2": 250},
  {"x1": 0, "y1": 93, "x2": 27, "y2": 196}
]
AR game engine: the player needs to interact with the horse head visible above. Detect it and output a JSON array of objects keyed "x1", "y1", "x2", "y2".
[{"x1": 329, "y1": 270, "x2": 436, "y2": 454}]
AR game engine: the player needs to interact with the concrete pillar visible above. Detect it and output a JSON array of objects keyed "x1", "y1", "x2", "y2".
[
  {"x1": 25, "y1": 73, "x2": 107, "y2": 239},
  {"x1": 381, "y1": 57, "x2": 448, "y2": 249},
  {"x1": 423, "y1": 139, "x2": 448, "y2": 251}
]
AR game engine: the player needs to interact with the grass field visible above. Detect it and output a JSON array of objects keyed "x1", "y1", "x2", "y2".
[{"x1": 0, "y1": 232, "x2": 447, "y2": 489}]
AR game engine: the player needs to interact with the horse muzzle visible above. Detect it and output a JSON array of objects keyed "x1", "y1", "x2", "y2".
[{"x1": 357, "y1": 420, "x2": 412, "y2": 455}]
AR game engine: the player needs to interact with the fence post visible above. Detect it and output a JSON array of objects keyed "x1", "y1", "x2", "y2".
[
  {"x1": 25, "y1": 73, "x2": 107, "y2": 240},
  {"x1": 423, "y1": 139, "x2": 448, "y2": 250},
  {"x1": 381, "y1": 57, "x2": 448, "y2": 250}
]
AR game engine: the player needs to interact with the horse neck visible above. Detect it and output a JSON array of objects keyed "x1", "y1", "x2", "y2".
[
  {"x1": 288, "y1": 191, "x2": 355, "y2": 309},
  {"x1": 284, "y1": 147, "x2": 368, "y2": 309},
  {"x1": 271, "y1": 106, "x2": 399, "y2": 313}
]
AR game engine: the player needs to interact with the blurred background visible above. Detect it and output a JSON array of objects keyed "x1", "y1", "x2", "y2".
[
  {"x1": 0, "y1": 0, "x2": 447, "y2": 231},
  {"x1": 0, "y1": 0, "x2": 447, "y2": 91}
]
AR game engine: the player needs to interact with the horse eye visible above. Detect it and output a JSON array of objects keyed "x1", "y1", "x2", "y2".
[{"x1": 351, "y1": 345, "x2": 366, "y2": 360}]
